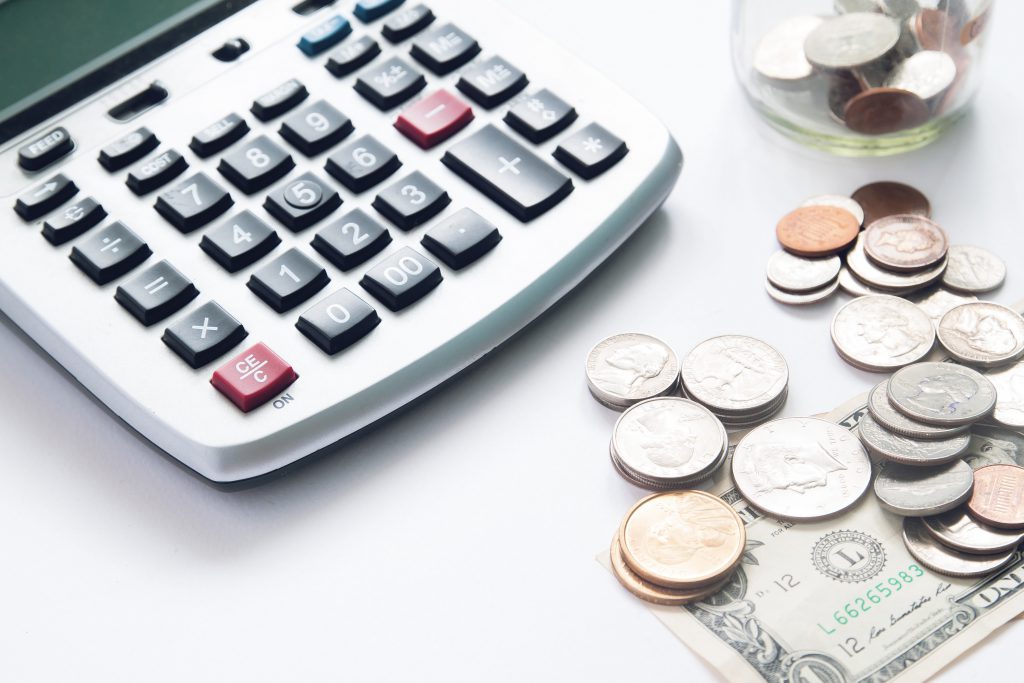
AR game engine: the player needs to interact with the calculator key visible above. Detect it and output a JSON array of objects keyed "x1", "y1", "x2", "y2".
[
  {"x1": 211, "y1": 342, "x2": 298, "y2": 413},
  {"x1": 421, "y1": 208, "x2": 501, "y2": 270},
  {"x1": 189, "y1": 113, "x2": 249, "y2": 158},
  {"x1": 504, "y1": 89, "x2": 577, "y2": 143},
  {"x1": 297, "y1": 15, "x2": 352, "y2": 56},
  {"x1": 554, "y1": 123, "x2": 629, "y2": 180},
  {"x1": 409, "y1": 23, "x2": 480, "y2": 75},
  {"x1": 218, "y1": 135, "x2": 295, "y2": 195},
  {"x1": 200, "y1": 210, "x2": 281, "y2": 272},
  {"x1": 13, "y1": 173, "x2": 78, "y2": 221},
  {"x1": 360, "y1": 246, "x2": 441, "y2": 311},
  {"x1": 325, "y1": 35, "x2": 381, "y2": 77},
  {"x1": 154, "y1": 173, "x2": 234, "y2": 233},
  {"x1": 247, "y1": 248, "x2": 330, "y2": 312},
  {"x1": 162, "y1": 301, "x2": 247, "y2": 369},
  {"x1": 372, "y1": 171, "x2": 450, "y2": 230},
  {"x1": 264, "y1": 172, "x2": 342, "y2": 232},
  {"x1": 251, "y1": 79, "x2": 309, "y2": 121},
  {"x1": 354, "y1": 56, "x2": 426, "y2": 110},
  {"x1": 354, "y1": 0, "x2": 404, "y2": 22},
  {"x1": 279, "y1": 100, "x2": 354, "y2": 156},
  {"x1": 41, "y1": 197, "x2": 107, "y2": 245},
  {"x1": 211, "y1": 37, "x2": 250, "y2": 62},
  {"x1": 456, "y1": 56, "x2": 528, "y2": 109},
  {"x1": 311, "y1": 208, "x2": 392, "y2": 270},
  {"x1": 441, "y1": 124, "x2": 573, "y2": 221},
  {"x1": 98, "y1": 127, "x2": 159, "y2": 171},
  {"x1": 126, "y1": 149, "x2": 188, "y2": 195},
  {"x1": 297, "y1": 288, "x2": 381, "y2": 354},
  {"x1": 18, "y1": 127, "x2": 74, "y2": 171},
  {"x1": 394, "y1": 89, "x2": 473, "y2": 149},
  {"x1": 69, "y1": 221, "x2": 151, "y2": 285},
  {"x1": 324, "y1": 134, "x2": 401, "y2": 192},
  {"x1": 381, "y1": 4, "x2": 434, "y2": 43},
  {"x1": 114, "y1": 260, "x2": 199, "y2": 326}
]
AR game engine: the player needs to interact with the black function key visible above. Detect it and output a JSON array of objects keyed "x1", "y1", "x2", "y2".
[
  {"x1": 264, "y1": 171, "x2": 341, "y2": 231},
  {"x1": 247, "y1": 248, "x2": 330, "y2": 312},
  {"x1": 218, "y1": 135, "x2": 294, "y2": 194},
  {"x1": 554, "y1": 123, "x2": 629, "y2": 179},
  {"x1": 421, "y1": 208, "x2": 501, "y2": 270},
  {"x1": 69, "y1": 221, "x2": 151, "y2": 285},
  {"x1": 200, "y1": 210, "x2": 281, "y2": 272},
  {"x1": 297, "y1": 288, "x2": 381, "y2": 354},
  {"x1": 325, "y1": 35, "x2": 381, "y2": 77},
  {"x1": 155, "y1": 173, "x2": 233, "y2": 232},
  {"x1": 456, "y1": 56, "x2": 527, "y2": 109},
  {"x1": 279, "y1": 100, "x2": 353, "y2": 156},
  {"x1": 381, "y1": 4, "x2": 434, "y2": 43},
  {"x1": 372, "y1": 171, "x2": 449, "y2": 230},
  {"x1": 18, "y1": 127, "x2": 74, "y2": 171},
  {"x1": 41, "y1": 197, "x2": 107, "y2": 245},
  {"x1": 126, "y1": 149, "x2": 188, "y2": 195},
  {"x1": 354, "y1": 56, "x2": 426, "y2": 110},
  {"x1": 212, "y1": 37, "x2": 250, "y2": 62},
  {"x1": 325, "y1": 134, "x2": 400, "y2": 192},
  {"x1": 504, "y1": 89, "x2": 578, "y2": 143},
  {"x1": 312, "y1": 208, "x2": 391, "y2": 270},
  {"x1": 114, "y1": 260, "x2": 199, "y2": 326},
  {"x1": 360, "y1": 246, "x2": 441, "y2": 311},
  {"x1": 162, "y1": 301, "x2": 248, "y2": 368},
  {"x1": 409, "y1": 23, "x2": 480, "y2": 75},
  {"x1": 13, "y1": 173, "x2": 78, "y2": 221},
  {"x1": 98, "y1": 127, "x2": 159, "y2": 171},
  {"x1": 251, "y1": 79, "x2": 309, "y2": 121},
  {"x1": 441, "y1": 124, "x2": 573, "y2": 221},
  {"x1": 189, "y1": 113, "x2": 249, "y2": 158}
]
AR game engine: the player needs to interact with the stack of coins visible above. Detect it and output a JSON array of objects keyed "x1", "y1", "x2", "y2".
[
  {"x1": 609, "y1": 491, "x2": 746, "y2": 605},
  {"x1": 584, "y1": 333, "x2": 679, "y2": 410}
]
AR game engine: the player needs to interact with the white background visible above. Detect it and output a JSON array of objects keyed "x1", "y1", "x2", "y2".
[{"x1": 2, "y1": 1, "x2": 1022, "y2": 681}]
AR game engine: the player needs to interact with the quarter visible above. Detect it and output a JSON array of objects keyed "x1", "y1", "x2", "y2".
[
  {"x1": 765, "y1": 278, "x2": 839, "y2": 306},
  {"x1": 986, "y1": 361, "x2": 1024, "y2": 428},
  {"x1": 873, "y1": 460, "x2": 974, "y2": 516},
  {"x1": 902, "y1": 517, "x2": 1014, "y2": 577},
  {"x1": 883, "y1": 51, "x2": 957, "y2": 100},
  {"x1": 679, "y1": 336, "x2": 789, "y2": 414},
  {"x1": 866, "y1": 381, "x2": 970, "y2": 440},
  {"x1": 937, "y1": 302, "x2": 1024, "y2": 368},
  {"x1": 908, "y1": 287, "x2": 978, "y2": 325},
  {"x1": 585, "y1": 333, "x2": 679, "y2": 409},
  {"x1": 941, "y1": 245, "x2": 1007, "y2": 293},
  {"x1": 858, "y1": 413, "x2": 971, "y2": 465},
  {"x1": 830, "y1": 295, "x2": 935, "y2": 372},
  {"x1": 922, "y1": 509, "x2": 1024, "y2": 555},
  {"x1": 804, "y1": 13, "x2": 901, "y2": 70},
  {"x1": 967, "y1": 464, "x2": 1024, "y2": 528},
  {"x1": 888, "y1": 361, "x2": 996, "y2": 426},
  {"x1": 765, "y1": 250, "x2": 842, "y2": 293}
]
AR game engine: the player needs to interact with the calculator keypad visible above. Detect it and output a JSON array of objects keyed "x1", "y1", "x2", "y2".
[
  {"x1": 296, "y1": 288, "x2": 380, "y2": 354},
  {"x1": 394, "y1": 89, "x2": 473, "y2": 149},
  {"x1": 372, "y1": 170, "x2": 450, "y2": 230},
  {"x1": 409, "y1": 23, "x2": 480, "y2": 75},
  {"x1": 98, "y1": 127, "x2": 159, "y2": 171},
  {"x1": 114, "y1": 260, "x2": 199, "y2": 326},
  {"x1": 325, "y1": 134, "x2": 401, "y2": 192},
  {"x1": 247, "y1": 247, "x2": 330, "y2": 312},
  {"x1": 360, "y1": 246, "x2": 441, "y2": 311},
  {"x1": 211, "y1": 342, "x2": 298, "y2": 412},
  {"x1": 279, "y1": 100, "x2": 354, "y2": 156},
  {"x1": 162, "y1": 301, "x2": 248, "y2": 368},
  {"x1": 325, "y1": 35, "x2": 381, "y2": 77},
  {"x1": 41, "y1": 197, "x2": 107, "y2": 245},
  {"x1": 297, "y1": 15, "x2": 352, "y2": 56},
  {"x1": 200, "y1": 210, "x2": 282, "y2": 272},
  {"x1": 190, "y1": 114, "x2": 250, "y2": 158},
  {"x1": 251, "y1": 79, "x2": 309, "y2": 121},
  {"x1": 381, "y1": 4, "x2": 435, "y2": 43},
  {"x1": 154, "y1": 172, "x2": 234, "y2": 232},
  {"x1": 218, "y1": 135, "x2": 295, "y2": 194},
  {"x1": 69, "y1": 221, "x2": 152, "y2": 285},
  {"x1": 264, "y1": 172, "x2": 342, "y2": 232},
  {"x1": 14, "y1": 174, "x2": 78, "y2": 220},
  {"x1": 504, "y1": 89, "x2": 577, "y2": 143},
  {"x1": 456, "y1": 56, "x2": 528, "y2": 109},
  {"x1": 354, "y1": 56, "x2": 427, "y2": 110},
  {"x1": 553, "y1": 123, "x2": 629, "y2": 179},
  {"x1": 127, "y1": 149, "x2": 188, "y2": 195},
  {"x1": 421, "y1": 208, "x2": 501, "y2": 270},
  {"x1": 311, "y1": 208, "x2": 392, "y2": 270}
]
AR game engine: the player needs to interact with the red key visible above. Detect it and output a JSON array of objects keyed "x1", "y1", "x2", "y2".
[
  {"x1": 211, "y1": 342, "x2": 297, "y2": 412},
  {"x1": 395, "y1": 89, "x2": 474, "y2": 149}
]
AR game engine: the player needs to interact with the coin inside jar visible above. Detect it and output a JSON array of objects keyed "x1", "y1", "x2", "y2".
[
  {"x1": 966, "y1": 464, "x2": 1024, "y2": 528},
  {"x1": 888, "y1": 362, "x2": 996, "y2": 426},
  {"x1": 803, "y1": 13, "x2": 901, "y2": 70},
  {"x1": 753, "y1": 15, "x2": 824, "y2": 83},
  {"x1": 858, "y1": 413, "x2": 971, "y2": 465},
  {"x1": 608, "y1": 536, "x2": 731, "y2": 606},
  {"x1": 937, "y1": 302, "x2": 1024, "y2": 368},
  {"x1": 585, "y1": 333, "x2": 679, "y2": 410},
  {"x1": 863, "y1": 214, "x2": 949, "y2": 272},
  {"x1": 850, "y1": 181, "x2": 931, "y2": 228},
  {"x1": 941, "y1": 245, "x2": 1007, "y2": 293},
  {"x1": 902, "y1": 517, "x2": 1014, "y2": 577},
  {"x1": 922, "y1": 508, "x2": 1024, "y2": 555},
  {"x1": 776, "y1": 205, "x2": 860, "y2": 257},
  {"x1": 830, "y1": 295, "x2": 935, "y2": 372},
  {"x1": 873, "y1": 460, "x2": 974, "y2": 516},
  {"x1": 843, "y1": 87, "x2": 931, "y2": 135},
  {"x1": 883, "y1": 51, "x2": 958, "y2": 101}
]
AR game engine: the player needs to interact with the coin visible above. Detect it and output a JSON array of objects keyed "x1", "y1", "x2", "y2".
[
  {"x1": 863, "y1": 214, "x2": 949, "y2": 272},
  {"x1": 804, "y1": 13, "x2": 901, "y2": 70},
  {"x1": 907, "y1": 287, "x2": 978, "y2": 324},
  {"x1": 800, "y1": 194, "x2": 866, "y2": 227},
  {"x1": 858, "y1": 413, "x2": 971, "y2": 465},
  {"x1": 845, "y1": 234, "x2": 945, "y2": 293},
  {"x1": 827, "y1": 74, "x2": 863, "y2": 124},
  {"x1": 883, "y1": 51, "x2": 957, "y2": 100},
  {"x1": 902, "y1": 517, "x2": 1014, "y2": 577},
  {"x1": 960, "y1": 1, "x2": 992, "y2": 45},
  {"x1": 914, "y1": 9, "x2": 962, "y2": 52},
  {"x1": 850, "y1": 181, "x2": 931, "y2": 228},
  {"x1": 922, "y1": 508, "x2": 1024, "y2": 555},
  {"x1": 963, "y1": 425, "x2": 1024, "y2": 470},
  {"x1": 941, "y1": 245, "x2": 1007, "y2": 293},
  {"x1": 986, "y1": 361, "x2": 1024, "y2": 428},
  {"x1": 873, "y1": 460, "x2": 974, "y2": 516},
  {"x1": 610, "y1": 439, "x2": 727, "y2": 491},
  {"x1": 679, "y1": 336, "x2": 789, "y2": 415},
  {"x1": 609, "y1": 536, "x2": 732, "y2": 606},
  {"x1": 866, "y1": 381, "x2": 969, "y2": 440},
  {"x1": 618, "y1": 491, "x2": 746, "y2": 589},
  {"x1": 966, "y1": 464, "x2": 1024, "y2": 528},
  {"x1": 586, "y1": 333, "x2": 679, "y2": 409},
  {"x1": 830, "y1": 295, "x2": 935, "y2": 372},
  {"x1": 837, "y1": 267, "x2": 881, "y2": 297},
  {"x1": 753, "y1": 16, "x2": 825, "y2": 82},
  {"x1": 765, "y1": 250, "x2": 842, "y2": 293},
  {"x1": 843, "y1": 87, "x2": 931, "y2": 135},
  {"x1": 765, "y1": 278, "x2": 839, "y2": 306},
  {"x1": 937, "y1": 302, "x2": 1024, "y2": 368},
  {"x1": 888, "y1": 362, "x2": 997, "y2": 426},
  {"x1": 776, "y1": 206, "x2": 861, "y2": 257},
  {"x1": 732, "y1": 417, "x2": 872, "y2": 521}
]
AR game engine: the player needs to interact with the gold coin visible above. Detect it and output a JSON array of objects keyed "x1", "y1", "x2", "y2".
[
  {"x1": 609, "y1": 536, "x2": 732, "y2": 606},
  {"x1": 618, "y1": 490, "x2": 746, "y2": 589}
]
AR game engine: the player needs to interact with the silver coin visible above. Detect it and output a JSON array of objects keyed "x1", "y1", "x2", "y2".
[
  {"x1": 834, "y1": 0, "x2": 919, "y2": 16},
  {"x1": 859, "y1": 413, "x2": 971, "y2": 465},
  {"x1": 830, "y1": 295, "x2": 935, "y2": 372},
  {"x1": 962, "y1": 425, "x2": 1024, "y2": 470},
  {"x1": 586, "y1": 333, "x2": 679, "y2": 409},
  {"x1": 873, "y1": 460, "x2": 973, "y2": 516},
  {"x1": 888, "y1": 362, "x2": 997, "y2": 426},
  {"x1": 883, "y1": 51, "x2": 957, "y2": 100},
  {"x1": 753, "y1": 16, "x2": 825, "y2": 82},
  {"x1": 986, "y1": 361, "x2": 1024, "y2": 428},
  {"x1": 942, "y1": 245, "x2": 1007, "y2": 293},
  {"x1": 845, "y1": 235, "x2": 945, "y2": 293},
  {"x1": 902, "y1": 517, "x2": 1014, "y2": 577},
  {"x1": 765, "y1": 278, "x2": 839, "y2": 306},
  {"x1": 765, "y1": 250, "x2": 842, "y2": 293},
  {"x1": 907, "y1": 287, "x2": 978, "y2": 325},
  {"x1": 679, "y1": 336, "x2": 789, "y2": 414},
  {"x1": 866, "y1": 381, "x2": 970, "y2": 440},
  {"x1": 937, "y1": 302, "x2": 1024, "y2": 368},
  {"x1": 732, "y1": 417, "x2": 871, "y2": 521},
  {"x1": 837, "y1": 267, "x2": 879, "y2": 297},
  {"x1": 800, "y1": 194, "x2": 865, "y2": 226},
  {"x1": 922, "y1": 508, "x2": 1024, "y2": 555},
  {"x1": 804, "y1": 13, "x2": 901, "y2": 70},
  {"x1": 863, "y1": 214, "x2": 949, "y2": 273}
]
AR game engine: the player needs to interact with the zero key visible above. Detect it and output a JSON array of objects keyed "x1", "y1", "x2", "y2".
[{"x1": 14, "y1": 173, "x2": 78, "y2": 221}]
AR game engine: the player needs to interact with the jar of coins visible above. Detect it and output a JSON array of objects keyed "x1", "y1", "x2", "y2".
[{"x1": 731, "y1": 1, "x2": 994, "y2": 155}]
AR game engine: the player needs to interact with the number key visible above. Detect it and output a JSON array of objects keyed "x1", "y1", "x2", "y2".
[
  {"x1": 324, "y1": 134, "x2": 400, "y2": 192},
  {"x1": 264, "y1": 171, "x2": 341, "y2": 232},
  {"x1": 218, "y1": 135, "x2": 295, "y2": 194},
  {"x1": 296, "y1": 288, "x2": 380, "y2": 354},
  {"x1": 360, "y1": 247, "x2": 441, "y2": 311},
  {"x1": 372, "y1": 170, "x2": 449, "y2": 230},
  {"x1": 247, "y1": 248, "x2": 329, "y2": 312},
  {"x1": 154, "y1": 173, "x2": 233, "y2": 232},
  {"x1": 200, "y1": 210, "x2": 281, "y2": 272},
  {"x1": 311, "y1": 208, "x2": 392, "y2": 270},
  {"x1": 279, "y1": 100, "x2": 353, "y2": 156}
]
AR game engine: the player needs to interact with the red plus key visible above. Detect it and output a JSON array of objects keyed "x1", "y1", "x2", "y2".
[
  {"x1": 211, "y1": 342, "x2": 298, "y2": 412},
  {"x1": 395, "y1": 89, "x2": 474, "y2": 149}
]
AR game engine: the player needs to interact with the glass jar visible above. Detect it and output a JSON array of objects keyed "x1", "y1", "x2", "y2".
[{"x1": 731, "y1": 1, "x2": 994, "y2": 155}]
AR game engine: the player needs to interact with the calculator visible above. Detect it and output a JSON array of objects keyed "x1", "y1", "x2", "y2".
[{"x1": 0, "y1": 0, "x2": 681, "y2": 486}]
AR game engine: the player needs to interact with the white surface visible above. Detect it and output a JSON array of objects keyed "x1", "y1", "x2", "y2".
[{"x1": 1, "y1": 1, "x2": 1021, "y2": 680}]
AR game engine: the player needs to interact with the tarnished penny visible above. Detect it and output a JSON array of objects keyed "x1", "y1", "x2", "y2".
[
  {"x1": 942, "y1": 245, "x2": 1007, "y2": 293},
  {"x1": 922, "y1": 508, "x2": 1024, "y2": 555},
  {"x1": 937, "y1": 302, "x2": 1024, "y2": 368},
  {"x1": 903, "y1": 517, "x2": 1014, "y2": 577},
  {"x1": 776, "y1": 205, "x2": 860, "y2": 257},
  {"x1": 851, "y1": 181, "x2": 931, "y2": 228},
  {"x1": 863, "y1": 214, "x2": 949, "y2": 272},
  {"x1": 967, "y1": 464, "x2": 1024, "y2": 529},
  {"x1": 843, "y1": 87, "x2": 931, "y2": 135},
  {"x1": 609, "y1": 537, "x2": 732, "y2": 606},
  {"x1": 961, "y1": 2, "x2": 993, "y2": 45}
]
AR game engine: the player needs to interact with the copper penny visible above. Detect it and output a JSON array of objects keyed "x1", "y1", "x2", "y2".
[
  {"x1": 608, "y1": 536, "x2": 732, "y2": 606},
  {"x1": 863, "y1": 214, "x2": 949, "y2": 272},
  {"x1": 851, "y1": 181, "x2": 931, "y2": 228},
  {"x1": 776, "y1": 205, "x2": 860, "y2": 257},
  {"x1": 915, "y1": 9, "x2": 962, "y2": 52},
  {"x1": 843, "y1": 87, "x2": 930, "y2": 135},
  {"x1": 967, "y1": 464, "x2": 1024, "y2": 529},
  {"x1": 961, "y1": 4, "x2": 993, "y2": 45}
]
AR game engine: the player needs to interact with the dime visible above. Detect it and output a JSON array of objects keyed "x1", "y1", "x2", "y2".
[
  {"x1": 963, "y1": 425, "x2": 1024, "y2": 470},
  {"x1": 922, "y1": 508, "x2": 1024, "y2": 555},
  {"x1": 586, "y1": 333, "x2": 679, "y2": 409},
  {"x1": 937, "y1": 302, "x2": 1024, "y2": 368},
  {"x1": 941, "y1": 245, "x2": 1007, "y2": 293},
  {"x1": 618, "y1": 491, "x2": 746, "y2": 589},
  {"x1": 800, "y1": 194, "x2": 866, "y2": 227},
  {"x1": 873, "y1": 460, "x2": 974, "y2": 516},
  {"x1": 858, "y1": 413, "x2": 970, "y2": 465},
  {"x1": 843, "y1": 87, "x2": 930, "y2": 135},
  {"x1": 966, "y1": 464, "x2": 1024, "y2": 528},
  {"x1": 804, "y1": 13, "x2": 901, "y2": 70},
  {"x1": 609, "y1": 536, "x2": 732, "y2": 606},
  {"x1": 753, "y1": 16, "x2": 825, "y2": 82},
  {"x1": 883, "y1": 51, "x2": 957, "y2": 100},
  {"x1": 888, "y1": 362, "x2": 996, "y2": 426},
  {"x1": 907, "y1": 287, "x2": 978, "y2": 324},
  {"x1": 765, "y1": 278, "x2": 839, "y2": 306},
  {"x1": 902, "y1": 517, "x2": 1014, "y2": 577},
  {"x1": 866, "y1": 381, "x2": 969, "y2": 440},
  {"x1": 986, "y1": 361, "x2": 1024, "y2": 428},
  {"x1": 845, "y1": 234, "x2": 945, "y2": 293},
  {"x1": 732, "y1": 417, "x2": 871, "y2": 521},
  {"x1": 850, "y1": 181, "x2": 931, "y2": 228},
  {"x1": 766, "y1": 250, "x2": 842, "y2": 293},
  {"x1": 679, "y1": 336, "x2": 788, "y2": 414},
  {"x1": 830, "y1": 295, "x2": 935, "y2": 372},
  {"x1": 776, "y1": 206, "x2": 861, "y2": 257},
  {"x1": 863, "y1": 214, "x2": 949, "y2": 272}
]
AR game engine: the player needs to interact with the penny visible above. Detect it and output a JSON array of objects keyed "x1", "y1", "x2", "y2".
[
  {"x1": 585, "y1": 333, "x2": 679, "y2": 410},
  {"x1": 850, "y1": 181, "x2": 931, "y2": 228},
  {"x1": 753, "y1": 16, "x2": 824, "y2": 82},
  {"x1": 863, "y1": 214, "x2": 949, "y2": 272},
  {"x1": 907, "y1": 287, "x2": 978, "y2": 325},
  {"x1": 776, "y1": 205, "x2": 861, "y2": 257},
  {"x1": 765, "y1": 250, "x2": 842, "y2": 293},
  {"x1": 618, "y1": 491, "x2": 746, "y2": 589},
  {"x1": 960, "y1": 1, "x2": 992, "y2": 45},
  {"x1": 883, "y1": 51, "x2": 957, "y2": 101},
  {"x1": 830, "y1": 295, "x2": 935, "y2": 372},
  {"x1": 873, "y1": 460, "x2": 974, "y2": 516},
  {"x1": 843, "y1": 87, "x2": 931, "y2": 135},
  {"x1": 888, "y1": 361, "x2": 997, "y2": 426},
  {"x1": 963, "y1": 425, "x2": 1024, "y2": 470},
  {"x1": 941, "y1": 245, "x2": 1007, "y2": 293},
  {"x1": 609, "y1": 537, "x2": 732, "y2": 606},
  {"x1": 858, "y1": 413, "x2": 971, "y2": 465},
  {"x1": 845, "y1": 234, "x2": 945, "y2": 293},
  {"x1": 937, "y1": 302, "x2": 1024, "y2": 368},
  {"x1": 922, "y1": 508, "x2": 1024, "y2": 555},
  {"x1": 679, "y1": 336, "x2": 789, "y2": 415},
  {"x1": 804, "y1": 13, "x2": 901, "y2": 70},
  {"x1": 986, "y1": 361, "x2": 1024, "y2": 428},
  {"x1": 967, "y1": 464, "x2": 1024, "y2": 528},
  {"x1": 915, "y1": 9, "x2": 962, "y2": 52},
  {"x1": 902, "y1": 517, "x2": 1014, "y2": 577},
  {"x1": 866, "y1": 381, "x2": 970, "y2": 440},
  {"x1": 765, "y1": 278, "x2": 839, "y2": 306},
  {"x1": 800, "y1": 194, "x2": 865, "y2": 227}
]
